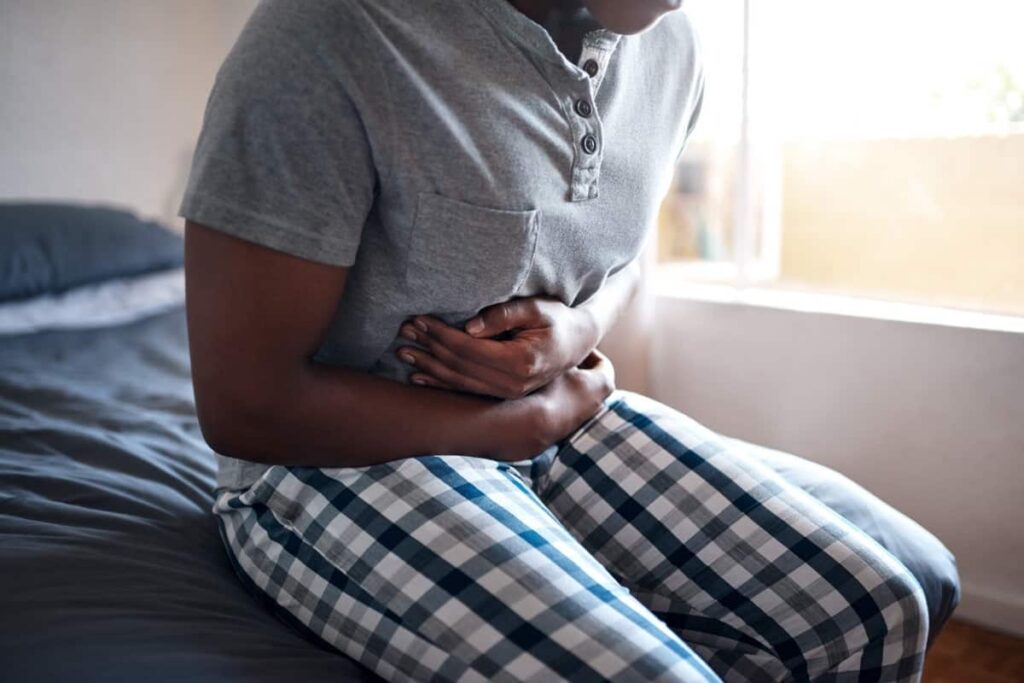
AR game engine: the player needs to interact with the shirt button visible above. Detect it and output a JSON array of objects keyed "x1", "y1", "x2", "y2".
[
  {"x1": 581, "y1": 134, "x2": 598, "y2": 155},
  {"x1": 574, "y1": 99, "x2": 593, "y2": 118},
  {"x1": 583, "y1": 59, "x2": 599, "y2": 78}
]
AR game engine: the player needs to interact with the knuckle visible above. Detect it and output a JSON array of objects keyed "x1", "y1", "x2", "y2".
[
  {"x1": 518, "y1": 350, "x2": 540, "y2": 377},
  {"x1": 512, "y1": 380, "x2": 531, "y2": 399},
  {"x1": 603, "y1": 374, "x2": 616, "y2": 395},
  {"x1": 496, "y1": 303, "x2": 513, "y2": 327},
  {"x1": 428, "y1": 322, "x2": 450, "y2": 342},
  {"x1": 441, "y1": 332, "x2": 467, "y2": 355},
  {"x1": 419, "y1": 335, "x2": 440, "y2": 354}
]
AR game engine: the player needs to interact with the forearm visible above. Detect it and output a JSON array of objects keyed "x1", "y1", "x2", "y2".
[
  {"x1": 576, "y1": 259, "x2": 642, "y2": 350},
  {"x1": 200, "y1": 361, "x2": 547, "y2": 467}
]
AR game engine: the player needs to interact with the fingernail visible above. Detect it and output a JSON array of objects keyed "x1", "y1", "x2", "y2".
[
  {"x1": 465, "y1": 317, "x2": 484, "y2": 334},
  {"x1": 411, "y1": 376, "x2": 427, "y2": 385},
  {"x1": 400, "y1": 326, "x2": 417, "y2": 341},
  {"x1": 399, "y1": 352, "x2": 416, "y2": 365},
  {"x1": 414, "y1": 318, "x2": 428, "y2": 332}
]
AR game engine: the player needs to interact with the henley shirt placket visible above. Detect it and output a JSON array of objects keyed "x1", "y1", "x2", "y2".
[{"x1": 565, "y1": 33, "x2": 620, "y2": 201}]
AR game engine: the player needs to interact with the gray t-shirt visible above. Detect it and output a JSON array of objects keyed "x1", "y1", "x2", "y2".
[{"x1": 179, "y1": 0, "x2": 704, "y2": 489}]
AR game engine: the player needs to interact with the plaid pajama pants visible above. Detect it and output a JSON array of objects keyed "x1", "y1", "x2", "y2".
[{"x1": 214, "y1": 390, "x2": 929, "y2": 682}]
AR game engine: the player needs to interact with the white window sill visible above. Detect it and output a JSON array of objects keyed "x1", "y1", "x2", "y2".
[{"x1": 654, "y1": 269, "x2": 1024, "y2": 335}]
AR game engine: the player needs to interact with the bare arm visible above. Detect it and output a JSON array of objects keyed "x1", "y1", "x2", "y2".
[{"x1": 184, "y1": 221, "x2": 614, "y2": 467}]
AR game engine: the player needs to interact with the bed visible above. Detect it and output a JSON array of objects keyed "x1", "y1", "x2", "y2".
[
  {"x1": 0, "y1": 203, "x2": 378, "y2": 681},
  {"x1": 0, "y1": 203, "x2": 957, "y2": 681}
]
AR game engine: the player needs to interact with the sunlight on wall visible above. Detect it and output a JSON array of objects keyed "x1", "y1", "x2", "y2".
[
  {"x1": 780, "y1": 133, "x2": 1024, "y2": 315},
  {"x1": 661, "y1": 0, "x2": 1024, "y2": 316}
]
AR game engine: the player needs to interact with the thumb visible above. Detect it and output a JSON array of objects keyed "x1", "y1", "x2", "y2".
[
  {"x1": 580, "y1": 349, "x2": 616, "y2": 394},
  {"x1": 465, "y1": 299, "x2": 541, "y2": 337}
]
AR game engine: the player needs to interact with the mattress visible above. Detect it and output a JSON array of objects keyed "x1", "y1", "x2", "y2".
[{"x1": 0, "y1": 303, "x2": 377, "y2": 681}]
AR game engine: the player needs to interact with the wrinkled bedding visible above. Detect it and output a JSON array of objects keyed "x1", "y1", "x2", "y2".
[{"x1": 0, "y1": 306, "x2": 375, "y2": 681}]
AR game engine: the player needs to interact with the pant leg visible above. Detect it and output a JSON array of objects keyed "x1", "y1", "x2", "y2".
[
  {"x1": 537, "y1": 391, "x2": 929, "y2": 683},
  {"x1": 214, "y1": 454, "x2": 721, "y2": 683},
  {"x1": 735, "y1": 439, "x2": 960, "y2": 648}
]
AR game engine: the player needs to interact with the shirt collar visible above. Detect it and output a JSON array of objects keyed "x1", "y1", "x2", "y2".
[{"x1": 472, "y1": 0, "x2": 622, "y2": 71}]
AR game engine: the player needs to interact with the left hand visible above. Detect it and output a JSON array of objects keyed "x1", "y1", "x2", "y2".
[{"x1": 395, "y1": 296, "x2": 600, "y2": 399}]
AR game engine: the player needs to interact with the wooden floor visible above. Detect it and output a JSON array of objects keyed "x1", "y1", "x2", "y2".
[{"x1": 922, "y1": 620, "x2": 1024, "y2": 683}]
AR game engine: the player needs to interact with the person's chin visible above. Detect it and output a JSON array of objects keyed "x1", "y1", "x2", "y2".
[{"x1": 586, "y1": 1, "x2": 683, "y2": 35}]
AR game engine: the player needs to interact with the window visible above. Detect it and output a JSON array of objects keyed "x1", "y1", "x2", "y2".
[{"x1": 660, "y1": 0, "x2": 1024, "y2": 316}]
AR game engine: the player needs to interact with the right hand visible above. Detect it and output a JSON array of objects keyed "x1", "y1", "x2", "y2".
[{"x1": 490, "y1": 349, "x2": 616, "y2": 461}]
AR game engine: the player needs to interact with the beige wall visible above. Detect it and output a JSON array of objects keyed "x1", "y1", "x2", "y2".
[
  {"x1": 0, "y1": 0, "x2": 257, "y2": 227},
  {"x1": 780, "y1": 134, "x2": 1024, "y2": 315}
]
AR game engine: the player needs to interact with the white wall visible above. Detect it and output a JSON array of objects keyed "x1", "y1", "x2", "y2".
[
  {"x1": 652, "y1": 295, "x2": 1024, "y2": 635},
  {"x1": 0, "y1": 0, "x2": 257, "y2": 226}
]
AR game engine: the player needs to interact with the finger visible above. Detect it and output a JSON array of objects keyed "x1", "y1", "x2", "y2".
[
  {"x1": 397, "y1": 345, "x2": 518, "y2": 399},
  {"x1": 408, "y1": 372, "x2": 458, "y2": 392},
  {"x1": 411, "y1": 316, "x2": 524, "y2": 373},
  {"x1": 399, "y1": 340, "x2": 534, "y2": 399},
  {"x1": 464, "y1": 298, "x2": 548, "y2": 337},
  {"x1": 403, "y1": 325, "x2": 536, "y2": 396},
  {"x1": 409, "y1": 372, "x2": 491, "y2": 399},
  {"x1": 419, "y1": 318, "x2": 544, "y2": 383}
]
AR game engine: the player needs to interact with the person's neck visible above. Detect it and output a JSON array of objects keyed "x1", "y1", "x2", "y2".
[
  {"x1": 507, "y1": 0, "x2": 595, "y2": 63},
  {"x1": 507, "y1": 0, "x2": 584, "y2": 27}
]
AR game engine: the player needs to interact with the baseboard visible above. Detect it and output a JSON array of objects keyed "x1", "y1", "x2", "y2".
[{"x1": 954, "y1": 582, "x2": 1024, "y2": 637}]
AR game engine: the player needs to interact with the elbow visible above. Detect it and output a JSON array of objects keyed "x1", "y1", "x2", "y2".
[
  {"x1": 195, "y1": 414, "x2": 249, "y2": 463},
  {"x1": 193, "y1": 380, "x2": 283, "y2": 463}
]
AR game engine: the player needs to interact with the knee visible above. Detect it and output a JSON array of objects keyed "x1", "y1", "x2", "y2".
[
  {"x1": 889, "y1": 569, "x2": 932, "y2": 647},
  {"x1": 917, "y1": 545, "x2": 961, "y2": 647},
  {"x1": 854, "y1": 564, "x2": 931, "y2": 675},
  {"x1": 883, "y1": 529, "x2": 961, "y2": 648},
  {"x1": 815, "y1": 554, "x2": 930, "y2": 679}
]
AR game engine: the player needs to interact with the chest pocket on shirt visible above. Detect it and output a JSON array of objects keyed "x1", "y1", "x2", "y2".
[{"x1": 405, "y1": 192, "x2": 540, "y2": 314}]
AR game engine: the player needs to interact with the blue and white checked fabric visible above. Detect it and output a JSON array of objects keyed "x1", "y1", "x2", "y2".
[{"x1": 214, "y1": 390, "x2": 928, "y2": 682}]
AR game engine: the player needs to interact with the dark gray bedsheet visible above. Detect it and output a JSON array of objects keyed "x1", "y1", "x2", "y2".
[{"x1": 0, "y1": 307, "x2": 376, "y2": 682}]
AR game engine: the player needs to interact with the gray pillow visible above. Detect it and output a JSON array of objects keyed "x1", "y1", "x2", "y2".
[{"x1": 0, "y1": 202, "x2": 184, "y2": 302}]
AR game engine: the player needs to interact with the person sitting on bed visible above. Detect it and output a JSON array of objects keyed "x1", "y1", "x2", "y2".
[{"x1": 180, "y1": 1, "x2": 960, "y2": 680}]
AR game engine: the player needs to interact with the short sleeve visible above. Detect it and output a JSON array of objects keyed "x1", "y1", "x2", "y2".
[
  {"x1": 675, "y1": 70, "x2": 705, "y2": 163},
  {"x1": 178, "y1": 2, "x2": 376, "y2": 267}
]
